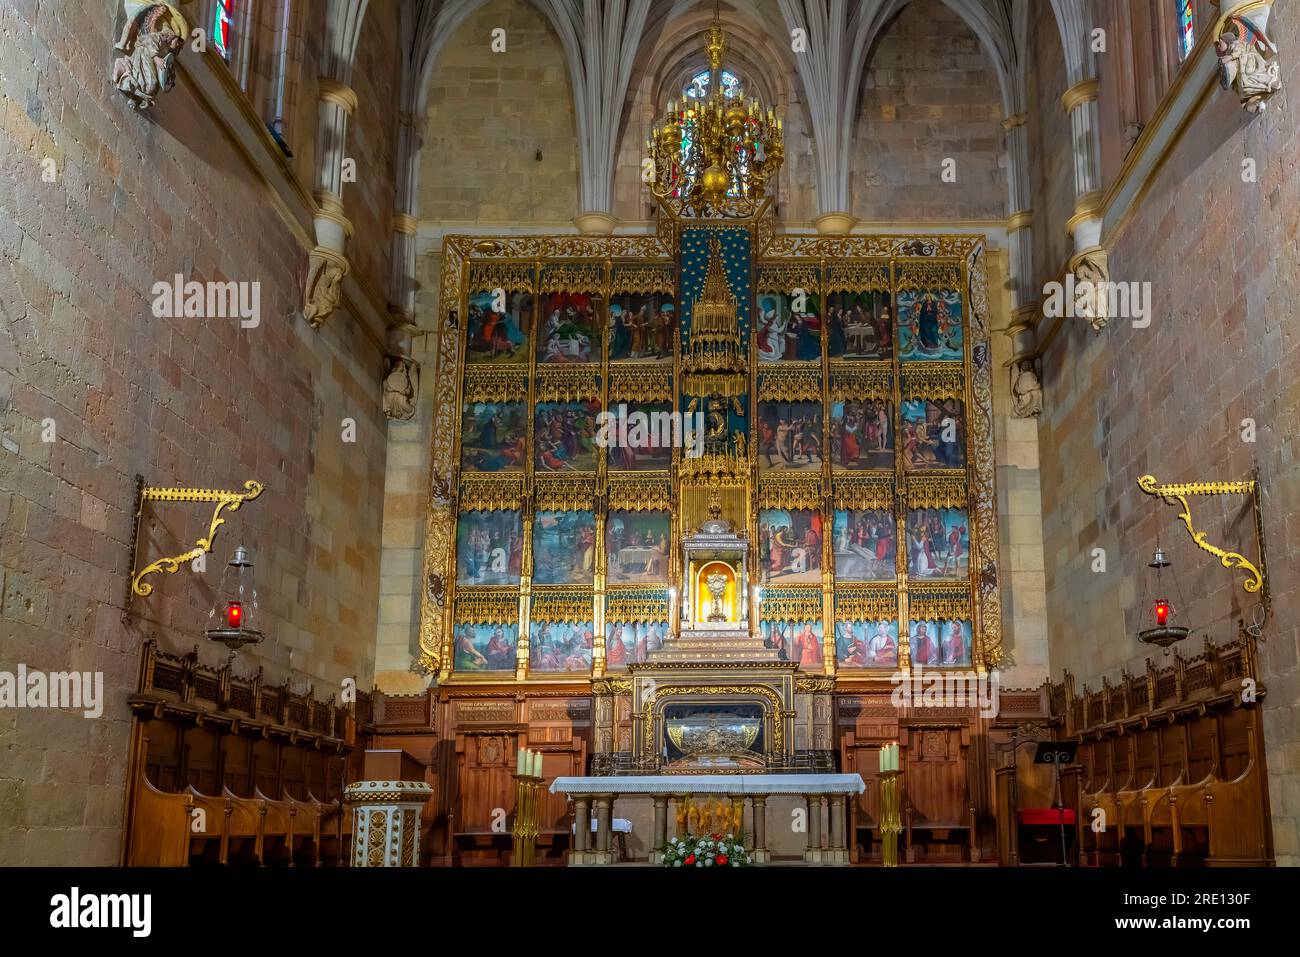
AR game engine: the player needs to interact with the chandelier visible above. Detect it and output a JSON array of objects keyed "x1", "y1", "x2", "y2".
[{"x1": 645, "y1": 10, "x2": 783, "y2": 218}]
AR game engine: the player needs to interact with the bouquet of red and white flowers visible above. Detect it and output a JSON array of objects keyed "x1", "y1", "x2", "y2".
[{"x1": 661, "y1": 832, "x2": 752, "y2": 867}]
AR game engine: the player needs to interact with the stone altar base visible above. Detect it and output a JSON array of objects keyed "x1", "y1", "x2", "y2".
[{"x1": 551, "y1": 774, "x2": 864, "y2": 866}]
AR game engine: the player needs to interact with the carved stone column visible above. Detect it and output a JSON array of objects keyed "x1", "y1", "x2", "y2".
[
  {"x1": 592, "y1": 795, "x2": 614, "y2": 864},
  {"x1": 574, "y1": 798, "x2": 591, "y2": 854},
  {"x1": 1060, "y1": 77, "x2": 1110, "y2": 333},
  {"x1": 803, "y1": 794, "x2": 823, "y2": 863},
  {"x1": 828, "y1": 795, "x2": 849, "y2": 865},
  {"x1": 305, "y1": 79, "x2": 357, "y2": 328},
  {"x1": 345, "y1": 780, "x2": 432, "y2": 867},
  {"x1": 651, "y1": 796, "x2": 668, "y2": 864},
  {"x1": 751, "y1": 796, "x2": 769, "y2": 864}
]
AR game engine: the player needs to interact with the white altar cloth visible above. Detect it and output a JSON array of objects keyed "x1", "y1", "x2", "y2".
[{"x1": 550, "y1": 773, "x2": 865, "y2": 796}]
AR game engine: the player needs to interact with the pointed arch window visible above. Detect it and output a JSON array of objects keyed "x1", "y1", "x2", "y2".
[
  {"x1": 1176, "y1": 0, "x2": 1195, "y2": 60},
  {"x1": 683, "y1": 68, "x2": 744, "y2": 101}
]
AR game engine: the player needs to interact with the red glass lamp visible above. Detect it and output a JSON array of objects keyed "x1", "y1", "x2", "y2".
[
  {"x1": 1138, "y1": 546, "x2": 1190, "y2": 648},
  {"x1": 205, "y1": 545, "x2": 265, "y2": 651}
]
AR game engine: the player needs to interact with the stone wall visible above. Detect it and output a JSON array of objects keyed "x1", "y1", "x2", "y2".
[
  {"x1": 418, "y1": 0, "x2": 580, "y2": 225},
  {"x1": 346, "y1": 0, "x2": 401, "y2": 298},
  {"x1": 1027, "y1": 1, "x2": 1075, "y2": 289},
  {"x1": 1034, "y1": 12, "x2": 1300, "y2": 865},
  {"x1": 851, "y1": 0, "x2": 1007, "y2": 223},
  {"x1": 0, "y1": 0, "x2": 387, "y2": 864}
]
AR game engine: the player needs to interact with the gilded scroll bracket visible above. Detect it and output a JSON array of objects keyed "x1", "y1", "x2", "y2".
[
  {"x1": 123, "y1": 476, "x2": 265, "y2": 621},
  {"x1": 1137, "y1": 472, "x2": 1269, "y2": 616}
]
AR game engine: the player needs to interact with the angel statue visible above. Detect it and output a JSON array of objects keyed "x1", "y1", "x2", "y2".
[
  {"x1": 113, "y1": 3, "x2": 188, "y2": 110},
  {"x1": 1216, "y1": 15, "x2": 1281, "y2": 114}
]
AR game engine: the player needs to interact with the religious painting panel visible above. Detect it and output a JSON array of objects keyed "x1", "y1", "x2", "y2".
[
  {"x1": 456, "y1": 511, "x2": 522, "y2": 586},
  {"x1": 908, "y1": 618, "x2": 973, "y2": 668},
  {"x1": 453, "y1": 622, "x2": 519, "y2": 672},
  {"x1": 534, "y1": 400, "x2": 601, "y2": 472},
  {"x1": 604, "y1": 620, "x2": 670, "y2": 669},
  {"x1": 901, "y1": 398, "x2": 966, "y2": 470},
  {"x1": 758, "y1": 508, "x2": 823, "y2": 583},
  {"x1": 604, "y1": 402, "x2": 675, "y2": 470},
  {"x1": 756, "y1": 291, "x2": 822, "y2": 362},
  {"x1": 532, "y1": 511, "x2": 597, "y2": 585},
  {"x1": 609, "y1": 292, "x2": 675, "y2": 361},
  {"x1": 605, "y1": 510, "x2": 671, "y2": 583},
  {"x1": 897, "y1": 286, "x2": 963, "y2": 361},
  {"x1": 835, "y1": 619, "x2": 900, "y2": 669},
  {"x1": 760, "y1": 620, "x2": 824, "y2": 670},
  {"x1": 832, "y1": 509, "x2": 897, "y2": 581},
  {"x1": 827, "y1": 289, "x2": 893, "y2": 360},
  {"x1": 465, "y1": 289, "x2": 532, "y2": 364},
  {"x1": 538, "y1": 291, "x2": 600, "y2": 363},
  {"x1": 830, "y1": 399, "x2": 893, "y2": 470},
  {"x1": 529, "y1": 620, "x2": 595, "y2": 673},
  {"x1": 460, "y1": 402, "x2": 528, "y2": 472},
  {"x1": 905, "y1": 507, "x2": 970, "y2": 580},
  {"x1": 757, "y1": 402, "x2": 823, "y2": 470}
]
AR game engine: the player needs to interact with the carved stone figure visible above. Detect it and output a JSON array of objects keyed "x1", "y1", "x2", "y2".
[
  {"x1": 1071, "y1": 248, "x2": 1110, "y2": 332},
  {"x1": 383, "y1": 355, "x2": 419, "y2": 420},
  {"x1": 1011, "y1": 360, "x2": 1043, "y2": 418},
  {"x1": 1216, "y1": 16, "x2": 1281, "y2": 114},
  {"x1": 113, "y1": 3, "x2": 187, "y2": 110},
  {"x1": 303, "y1": 248, "x2": 349, "y2": 328}
]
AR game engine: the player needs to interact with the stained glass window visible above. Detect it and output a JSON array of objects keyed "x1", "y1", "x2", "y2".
[
  {"x1": 213, "y1": 0, "x2": 236, "y2": 61},
  {"x1": 679, "y1": 70, "x2": 747, "y2": 200},
  {"x1": 1177, "y1": 0, "x2": 1195, "y2": 60},
  {"x1": 683, "y1": 69, "x2": 744, "y2": 101}
]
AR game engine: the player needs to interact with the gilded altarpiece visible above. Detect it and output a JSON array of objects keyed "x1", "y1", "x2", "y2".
[{"x1": 419, "y1": 225, "x2": 1002, "y2": 689}]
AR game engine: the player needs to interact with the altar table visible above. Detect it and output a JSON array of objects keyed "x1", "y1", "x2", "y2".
[{"x1": 550, "y1": 774, "x2": 865, "y2": 865}]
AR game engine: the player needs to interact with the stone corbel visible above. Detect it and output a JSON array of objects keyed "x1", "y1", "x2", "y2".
[
  {"x1": 1010, "y1": 358, "x2": 1043, "y2": 419},
  {"x1": 1068, "y1": 245, "x2": 1110, "y2": 332},
  {"x1": 112, "y1": 2, "x2": 193, "y2": 110},
  {"x1": 303, "y1": 247, "x2": 349, "y2": 328},
  {"x1": 1215, "y1": 8, "x2": 1281, "y2": 114},
  {"x1": 382, "y1": 354, "x2": 420, "y2": 421}
]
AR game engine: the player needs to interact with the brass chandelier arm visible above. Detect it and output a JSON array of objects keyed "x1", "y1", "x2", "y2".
[
  {"x1": 1136, "y1": 473, "x2": 1266, "y2": 600},
  {"x1": 128, "y1": 480, "x2": 266, "y2": 600}
]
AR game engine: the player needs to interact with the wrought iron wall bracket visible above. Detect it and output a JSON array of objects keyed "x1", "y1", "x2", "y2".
[
  {"x1": 123, "y1": 477, "x2": 265, "y2": 620},
  {"x1": 1137, "y1": 472, "x2": 1269, "y2": 614}
]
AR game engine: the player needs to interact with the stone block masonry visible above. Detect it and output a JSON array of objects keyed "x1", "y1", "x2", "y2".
[{"x1": 0, "y1": 1, "x2": 386, "y2": 863}]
